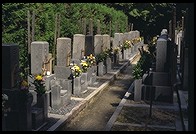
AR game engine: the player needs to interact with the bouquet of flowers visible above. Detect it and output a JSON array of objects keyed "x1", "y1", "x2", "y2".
[
  {"x1": 113, "y1": 47, "x2": 121, "y2": 54},
  {"x1": 80, "y1": 60, "x2": 89, "y2": 73},
  {"x1": 122, "y1": 40, "x2": 132, "y2": 50},
  {"x1": 20, "y1": 80, "x2": 29, "y2": 91},
  {"x1": 31, "y1": 74, "x2": 46, "y2": 95},
  {"x1": 71, "y1": 64, "x2": 82, "y2": 78},
  {"x1": 86, "y1": 54, "x2": 96, "y2": 67}
]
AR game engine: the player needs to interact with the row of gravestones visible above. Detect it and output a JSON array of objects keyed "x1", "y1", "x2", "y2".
[
  {"x1": 28, "y1": 30, "x2": 143, "y2": 130},
  {"x1": 29, "y1": 30, "x2": 143, "y2": 107},
  {"x1": 2, "y1": 30, "x2": 143, "y2": 131}
]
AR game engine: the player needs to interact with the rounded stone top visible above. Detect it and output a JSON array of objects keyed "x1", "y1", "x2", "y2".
[
  {"x1": 57, "y1": 37, "x2": 71, "y2": 40},
  {"x1": 161, "y1": 29, "x2": 168, "y2": 35},
  {"x1": 74, "y1": 34, "x2": 85, "y2": 36},
  {"x1": 31, "y1": 41, "x2": 49, "y2": 44}
]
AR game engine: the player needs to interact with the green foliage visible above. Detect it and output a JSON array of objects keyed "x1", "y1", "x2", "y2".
[
  {"x1": 96, "y1": 51, "x2": 109, "y2": 63},
  {"x1": 138, "y1": 50, "x2": 153, "y2": 75},
  {"x1": 2, "y1": 3, "x2": 128, "y2": 78},
  {"x1": 105, "y1": 3, "x2": 187, "y2": 42},
  {"x1": 132, "y1": 63, "x2": 143, "y2": 79}
]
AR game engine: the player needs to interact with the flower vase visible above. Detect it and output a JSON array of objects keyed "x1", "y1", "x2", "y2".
[
  {"x1": 36, "y1": 93, "x2": 46, "y2": 108},
  {"x1": 36, "y1": 93, "x2": 48, "y2": 120},
  {"x1": 113, "y1": 53, "x2": 119, "y2": 65}
]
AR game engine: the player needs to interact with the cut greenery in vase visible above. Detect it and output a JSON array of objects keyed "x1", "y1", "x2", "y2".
[
  {"x1": 132, "y1": 63, "x2": 143, "y2": 80},
  {"x1": 31, "y1": 74, "x2": 46, "y2": 95}
]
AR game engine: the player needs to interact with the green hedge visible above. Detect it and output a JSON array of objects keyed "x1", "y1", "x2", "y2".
[{"x1": 2, "y1": 3, "x2": 128, "y2": 77}]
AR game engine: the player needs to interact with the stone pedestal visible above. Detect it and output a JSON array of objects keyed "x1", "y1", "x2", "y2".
[
  {"x1": 73, "y1": 76, "x2": 81, "y2": 96},
  {"x1": 31, "y1": 107, "x2": 44, "y2": 130},
  {"x1": 113, "y1": 53, "x2": 119, "y2": 66},
  {"x1": 98, "y1": 61, "x2": 104, "y2": 76},
  {"x1": 50, "y1": 81, "x2": 62, "y2": 109},
  {"x1": 81, "y1": 72, "x2": 88, "y2": 91},
  {"x1": 134, "y1": 79, "x2": 142, "y2": 101},
  {"x1": 36, "y1": 93, "x2": 48, "y2": 120},
  {"x1": 106, "y1": 57, "x2": 112, "y2": 72}
]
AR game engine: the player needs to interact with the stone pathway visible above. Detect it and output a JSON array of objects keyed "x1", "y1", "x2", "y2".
[{"x1": 57, "y1": 63, "x2": 135, "y2": 131}]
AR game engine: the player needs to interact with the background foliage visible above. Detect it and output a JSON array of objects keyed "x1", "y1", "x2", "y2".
[{"x1": 2, "y1": 3, "x2": 188, "y2": 77}]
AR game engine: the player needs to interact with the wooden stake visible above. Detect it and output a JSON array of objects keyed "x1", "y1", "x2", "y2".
[
  {"x1": 32, "y1": 10, "x2": 35, "y2": 42},
  {"x1": 27, "y1": 10, "x2": 31, "y2": 54}
]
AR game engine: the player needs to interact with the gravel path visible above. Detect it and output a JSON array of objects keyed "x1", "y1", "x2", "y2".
[{"x1": 57, "y1": 64, "x2": 134, "y2": 131}]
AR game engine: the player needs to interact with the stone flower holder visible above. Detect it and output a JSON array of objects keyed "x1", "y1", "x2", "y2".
[
  {"x1": 73, "y1": 76, "x2": 82, "y2": 96},
  {"x1": 134, "y1": 79, "x2": 142, "y2": 102}
]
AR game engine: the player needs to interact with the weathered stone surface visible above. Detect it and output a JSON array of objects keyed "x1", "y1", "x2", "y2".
[
  {"x1": 54, "y1": 66, "x2": 71, "y2": 80},
  {"x1": 56, "y1": 37, "x2": 71, "y2": 66},
  {"x1": 72, "y1": 34, "x2": 85, "y2": 60},
  {"x1": 94, "y1": 34, "x2": 103, "y2": 55},
  {"x1": 31, "y1": 41, "x2": 49, "y2": 75},
  {"x1": 102, "y1": 34, "x2": 110, "y2": 51}
]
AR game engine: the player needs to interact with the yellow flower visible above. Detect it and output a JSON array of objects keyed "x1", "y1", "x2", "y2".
[
  {"x1": 21, "y1": 80, "x2": 28, "y2": 87},
  {"x1": 35, "y1": 75, "x2": 43, "y2": 81}
]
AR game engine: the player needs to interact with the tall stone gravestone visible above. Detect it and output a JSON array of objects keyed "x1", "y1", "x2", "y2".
[
  {"x1": 53, "y1": 37, "x2": 72, "y2": 109},
  {"x1": 102, "y1": 34, "x2": 110, "y2": 50},
  {"x1": 30, "y1": 41, "x2": 50, "y2": 129},
  {"x1": 31, "y1": 41, "x2": 49, "y2": 75},
  {"x1": 153, "y1": 30, "x2": 173, "y2": 103},
  {"x1": 72, "y1": 34, "x2": 85, "y2": 60},
  {"x1": 94, "y1": 34, "x2": 103, "y2": 55},
  {"x1": 113, "y1": 33, "x2": 120, "y2": 48}
]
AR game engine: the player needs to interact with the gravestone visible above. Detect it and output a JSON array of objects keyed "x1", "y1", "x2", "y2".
[
  {"x1": 156, "y1": 38, "x2": 167, "y2": 72},
  {"x1": 31, "y1": 41, "x2": 49, "y2": 75},
  {"x1": 2, "y1": 44, "x2": 19, "y2": 89},
  {"x1": 72, "y1": 34, "x2": 85, "y2": 60},
  {"x1": 153, "y1": 29, "x2": 173, "y2": 103},
  {"x1": 94, "y1": 34, "x2": 103, "y2": 55},
  {"x1": 102, "y1": 34, "x2": 110, "y2": 51},
  {"x1": 113, "y1": 33, "x2": 121, "y2": 48},
  {"x1": 53, "y1": 37, "x2": 72, "y2": 108},
  {"x1": 85, "y1": 35, "x2": 94, "y2": 56},
  {"x1": 56, "y1": 38, "x2": 71, "y2": 67}
]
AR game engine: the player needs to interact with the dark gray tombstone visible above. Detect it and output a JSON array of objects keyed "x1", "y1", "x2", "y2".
[
  {"x1": 3, "y1": 89, "x2": 33, "y2": 131},
  {"x1": 156, "y1": 38, "x2": 167, "y2": 72},
  {"x1": 2, "y1": 44, "x2": 19, "y2": 89},
  {"x1": 85, "y1": 35, "x2": 94, "y2": 56}
]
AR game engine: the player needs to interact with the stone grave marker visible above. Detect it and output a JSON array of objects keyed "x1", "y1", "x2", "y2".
[{"x1": 72, "y1": 34, "x2": 85, "y2": 60}]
